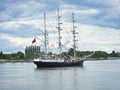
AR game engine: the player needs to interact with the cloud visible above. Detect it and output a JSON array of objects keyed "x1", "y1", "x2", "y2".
[
  {"x1": 103, "y1": 3, "x2": 120, "y2": 20},
  {"x1": 0, "y1": 0, "x2": 46, "y2": 22},
  {"x1": 59, "y1": 3, "x2": 100, "y2": 17},
  {"x1": 76, "y1": 24, "x2": 120, "y2": 52},
  {"x1": 88, "y1": 0, "x2": 120, "y2": 19},
  {"x1": 0, "y1": 0, "x2": 120, "y2": 53},
  {"x1": 77, "y1": 9, "x2": 99, "y2": 15},
  {"x1": 0, "y1": 34, "x2": 31, "y2": 53},
  {"x1": 0, "y1": 19, "x2": 42, "y2": 29},
  {"x1": 0, "y1": 34, "x2": 32, "y2": 47},
  {"x1": 0, "y1": 21, "x2": 120, "y2": 53},
  {"x1": 88, "y1": 0, "x2": 120, "y2": 6}
]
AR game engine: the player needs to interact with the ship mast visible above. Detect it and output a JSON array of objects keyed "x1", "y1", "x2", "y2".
[
  {"x1": 72, "y1": 13, "x2": 78, "y2": 58},
  {"x1": 44, "y1": 13, "x2": 48, "y2": 55},
  {"x1": 57, "y1": 8, "x2": 62, "y2": 58}
]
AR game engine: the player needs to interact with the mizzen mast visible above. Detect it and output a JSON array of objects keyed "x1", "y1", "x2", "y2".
[
  {"x1": 72, "y1": 13, "x2": 78, "y2": 58},
  {"x1": 57, "y1": 8, "x2": 62, "y2": 58}
]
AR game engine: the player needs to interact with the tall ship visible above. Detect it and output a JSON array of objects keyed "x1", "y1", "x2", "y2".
[{"x1": 33, "y1": 9, "x2": 93, "y2": 68}]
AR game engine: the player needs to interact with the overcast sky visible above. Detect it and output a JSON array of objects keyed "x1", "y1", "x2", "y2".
[{"x1": 0, "y1": 0, "x2": 120, "y2": 54}]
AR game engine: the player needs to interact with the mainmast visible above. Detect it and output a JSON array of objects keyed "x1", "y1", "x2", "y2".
[
  {"x1": 57, "y1": 8, "x2": 62, "y2": 58},
  {"x1": 72, "y1": 13, "x2": 78, "y2": 58},
  {"x1": 44, "y1": 13, "x2": 48, "y2": 55}
]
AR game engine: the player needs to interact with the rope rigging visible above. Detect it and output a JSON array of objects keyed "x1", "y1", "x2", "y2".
[{"x1": 36, "y1": 11, "x2": 91, "y2": 56}]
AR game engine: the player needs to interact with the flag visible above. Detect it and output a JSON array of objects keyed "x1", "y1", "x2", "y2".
[{"x1": 32, "y1": 38, "x2": 36, "y2": 44}]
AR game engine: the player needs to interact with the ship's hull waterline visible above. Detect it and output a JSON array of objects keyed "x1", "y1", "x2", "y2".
[{"x1": 33, "y1": 60, "x2": 84, "y2": 68}]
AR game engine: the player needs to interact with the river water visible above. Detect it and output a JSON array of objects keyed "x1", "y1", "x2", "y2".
[{"x1": 0, "y1": 60, "x2": 120, "y2": 90}]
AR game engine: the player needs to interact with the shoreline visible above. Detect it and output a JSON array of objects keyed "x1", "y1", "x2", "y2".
[
  {"x1": 0, "y1": 58, "x2": 119, "y2": 63},
  {"x1": 0, "y1": 59, "x2": 32, "y2": 63}
]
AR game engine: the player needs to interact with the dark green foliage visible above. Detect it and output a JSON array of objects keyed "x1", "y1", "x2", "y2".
[
  {"x1": 0, "y1": 51, "x2": 3, "y2": 59},
  {"x1": 68, "y1": 48, "x2": 74, "y2": 56},
  {"x1": 17, "y1": 51, "x2": 24, "y2": 59},
  {"x1": 66, "y1": 48, "x2": 93, "y2": 57},
  {"x1": 77, "y1": 51, "x2": 93, "y2": 57},
  {"x1": 0, "y1": 49, "x2": 119, "y2": 60},
  {"x1": 61, "y1": 49, "x2": 120, "y2": 59},
  {"x1": 48, "y1": 52, "x2": 53, "y2": 55},
  {"x1": 109, "y1": 51, "x2": 120, "y2": 57},
  {"x1": 61, "y1": 52, "x2": 68, "y2": 57},
  {"x1": 91, "y1": 51, "x2": 108, "y2": 59},
  {"x1": 0, "y1": 51, "x2": 24, "y2": 60}
]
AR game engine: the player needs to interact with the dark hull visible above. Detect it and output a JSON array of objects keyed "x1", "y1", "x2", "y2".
[{"x1": 33, "y1": 60, "x2": 84, "y2": 68}]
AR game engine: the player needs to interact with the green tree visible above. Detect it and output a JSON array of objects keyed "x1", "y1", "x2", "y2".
[
  {"x1": 17, "y1": 51, "x2": 24, "y2": 59},
  {"x1": 68, "y1": 48, "x2": 74, "y2": 56},
  {"x1": 109, "y1": 51, "x2": 119, "y2": 57},
  {"x1": 48, "y1": 52, "x2": 53, "y2": 55},
  {"x1": 92, "y1": 51, "x2": 108, "y2": 59},
  {"x1": 0, "y1": 51, "x2": 3, "y2": 59},
  {"x1": 61, "y1": 52, "x2": 68, "y2": 57}
]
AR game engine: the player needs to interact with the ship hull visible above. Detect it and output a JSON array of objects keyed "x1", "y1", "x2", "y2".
[{"x1": 33, "y1": 60, "x2": 84, "y2": 68}]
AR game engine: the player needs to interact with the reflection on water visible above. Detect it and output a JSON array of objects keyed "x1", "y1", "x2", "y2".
[
  {"x1": 34, "y1": 66, "x2": 84, "y2": 90},
  {"x1": 0, "y1": 60, "x2": 120, "y2": 90},
  {"x1": 35, "y1": 65, "x2": 84, "y2": 70}
]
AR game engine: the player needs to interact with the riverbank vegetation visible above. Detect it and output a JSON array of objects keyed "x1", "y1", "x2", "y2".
[{"x1": 0, "y1": 48, "x2": 120, "y2": 62}]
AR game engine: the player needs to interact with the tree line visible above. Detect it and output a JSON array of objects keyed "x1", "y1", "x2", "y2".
[
  {"x1": 0, "y1": 51, "x2": 24, "y2": 60},
  {"x1": 0, "y1": 48, "x2": 120, "y2": 60},
  {"x1": 61, "y1": 48, "x2": 120, "y2": 59}
]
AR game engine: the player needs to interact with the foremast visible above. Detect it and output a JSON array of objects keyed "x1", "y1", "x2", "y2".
[{"x1": 44, "y1": 13, "x2": 48, "y2": 55}]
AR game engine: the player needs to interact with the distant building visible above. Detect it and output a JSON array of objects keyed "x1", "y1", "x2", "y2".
[{"x1": 25, "y1": 45, "x2": 40, "y2": 58}]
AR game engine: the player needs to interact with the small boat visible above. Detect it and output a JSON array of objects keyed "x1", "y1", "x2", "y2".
[{"x1": 33, "y1": 9, "x2": 92, "y2": 68}]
